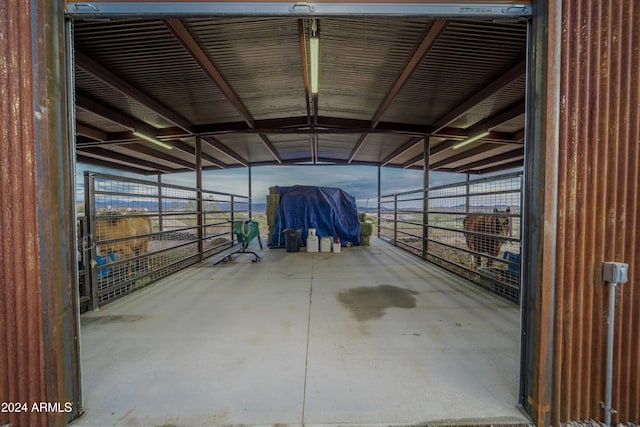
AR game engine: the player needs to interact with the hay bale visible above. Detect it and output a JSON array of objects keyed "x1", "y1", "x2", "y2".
[
  {"x1": 266, "y1": 193, "x2": 280, "y2": 240},
  {"x1": 360, "y1": 220, "x2": 373, "y2": 246},
  {"x1": 360, "y1": 221, "x2": 373, "y2": 236}
]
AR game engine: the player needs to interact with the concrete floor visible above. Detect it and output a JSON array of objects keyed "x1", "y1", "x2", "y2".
[{"x1": 74, "y1": 238, "x2": 530, "y2": 426}]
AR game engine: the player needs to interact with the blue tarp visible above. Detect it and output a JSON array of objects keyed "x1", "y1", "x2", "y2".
[{"x1": 269, "y1": 185, "x2": 360, "y2": 247}]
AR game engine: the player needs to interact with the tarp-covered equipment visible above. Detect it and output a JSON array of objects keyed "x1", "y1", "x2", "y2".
[{"x1": 269, "y1": 185, "x2": 360, "y2": 247}]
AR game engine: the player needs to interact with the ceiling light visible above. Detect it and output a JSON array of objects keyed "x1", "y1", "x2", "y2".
[
  {"x1": 452, "y1": 131, "x2": 490, "y2": 149},
  {"x1": 310, "y1": 19, "x2": 319, "y2": 95},
  {"x1": 133, "y1": 131, "x2": 173, "y2": 150}
]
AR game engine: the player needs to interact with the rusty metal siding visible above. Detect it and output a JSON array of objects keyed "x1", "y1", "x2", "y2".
[
  {"x1": 553, "y1": 0, "x2": 640, "y2": 424},
  {"x1": 1, "y1": 1, "x2": 81, "y2": 426},
  {"x1": 1, "y1": 2, "x2": 47, "y2": 426}
]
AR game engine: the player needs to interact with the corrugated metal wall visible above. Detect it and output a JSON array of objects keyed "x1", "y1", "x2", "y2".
[
  {"x1": 553, "y1": 0, "x2": 639, "y2": 424},
  {"x1": 0, "y1": 1, "x2": 81, "y2": 426},
  {"x1": 0, "y1": 3, "x2": 46, "y2": 425},
  {"x1": 3, "y1": 1, "x2": 637, "y2": 427}
]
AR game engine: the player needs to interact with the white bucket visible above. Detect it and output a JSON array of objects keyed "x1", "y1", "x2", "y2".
[
  {"x1": 308, "y1": 228, "x2": 317, "y2": 236},
  {"x1": 306, "y1": 235, "x2": 319, "y2": 252},
  {"x1": 320, "y1": 237, "x2": 332, "y2": 252},
  {"x1": 333, "y1": 243, "x2": 341, "y2": 253}
]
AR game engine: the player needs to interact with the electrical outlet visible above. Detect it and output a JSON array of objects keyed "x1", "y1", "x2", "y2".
[{"x1": 603, "y1": 262, "x2": 629, "y2": 284}]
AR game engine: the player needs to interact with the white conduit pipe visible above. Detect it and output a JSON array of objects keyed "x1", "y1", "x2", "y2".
[
  {"x1": 603, "y1": 281, "x2": 618, "y2": 427},
  {"x1": 601, "y1": 262, "x2": 628, "y2": 426}
]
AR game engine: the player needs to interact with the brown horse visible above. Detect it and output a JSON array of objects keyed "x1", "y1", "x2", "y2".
[
  {"x1": 95, "y1": 214, "x2": 152, "y2": 258},
  {"x1": 462, "y1": 207, "x2": 511, "y2": 269}
]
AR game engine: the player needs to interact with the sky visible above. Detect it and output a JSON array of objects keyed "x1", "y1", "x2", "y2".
[
  {"x1": 76, "y1": 161, "x2": 524, "y2": 216},
  {"x1": 75, "y1": 162, "x2": 471, "y2": 208}
]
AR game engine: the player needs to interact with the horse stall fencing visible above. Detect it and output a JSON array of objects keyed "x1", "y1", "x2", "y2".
[
  {"x1": 79, "y1": 171, "x2": 250, "y2": 310},
  {"x1": 379, "y1": 172, "x2": 522, "y2": 303}
]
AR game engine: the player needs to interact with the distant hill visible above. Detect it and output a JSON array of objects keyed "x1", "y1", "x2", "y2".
[
  {"x1": 82, "y1": 199, "x2": 515, "y2": 215},
  {"x1": 251, "y1": 203, "x2": 266, "y2": 213}
]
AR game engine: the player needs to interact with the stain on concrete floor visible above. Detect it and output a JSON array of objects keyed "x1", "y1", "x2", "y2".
[
  {"x1": 81, "y1": 315, "x2": 150, "y2": 326},
  {"x1": 336, "y1": 284, "x2": 419, "y2": 321}
]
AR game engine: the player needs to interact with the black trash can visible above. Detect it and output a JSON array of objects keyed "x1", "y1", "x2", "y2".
[{"x1": 284, "y1": 228, "x2": 302, "y2": 252}]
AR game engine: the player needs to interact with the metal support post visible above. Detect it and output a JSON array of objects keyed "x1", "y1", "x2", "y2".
[
  {"x1": 230, "y1": 195, "x2": 235, "y2": 243},
  {"x1": 465, "y1": 173, "x2": 471, "y2": 213},
  {"x1": 157, "y1": 173, "x2": 163, "y2": 232},
  {"x1": 196, "y1": 135, "x2": 203, "y2": 261},
  {"x1": 248, "y1": 165, "x2": 253, "y2": 218},
  {"x1": 422, "y1": 135, "x2": 430, "y2": 259},
  {"x1": 393, "y1": 194, "x2": 398, "y2": 245},
  {"x1": 377, "y1": 165, "x2": 381, "y2": 237}
]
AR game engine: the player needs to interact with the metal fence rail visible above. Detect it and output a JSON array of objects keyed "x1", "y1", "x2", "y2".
[
  {"x1": 79, "y1": 171, "x2": 250, "y2": 309},
  {"x1": 379, "y1": 172, "x2": 522, "y2": 303}
]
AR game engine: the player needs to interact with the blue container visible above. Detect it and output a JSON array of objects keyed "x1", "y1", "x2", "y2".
[
  {"x1": 502, "y1": 251, "x2": 521, "y2": 274},
  {"x1": 96, "y1": 252, "x2": 116, "y2": 278}
]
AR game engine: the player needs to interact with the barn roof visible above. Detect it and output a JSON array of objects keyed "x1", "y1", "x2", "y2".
[{"x1": 71, "y1": 11, "x2": 528, "y2": 175}]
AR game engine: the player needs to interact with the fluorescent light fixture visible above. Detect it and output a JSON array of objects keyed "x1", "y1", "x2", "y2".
[
  {"x1": 452, "y1": 131, "x2": 490, "y2": 149},
  {"x1": 133, "y1": 131, "x2": 173, "y2": 150},
  {"x1": 310, "y1": 36, "x2": 319, "y2": 94},
  {"x1": 309, "y1": 18, "x2": 319, "y2": 95}
]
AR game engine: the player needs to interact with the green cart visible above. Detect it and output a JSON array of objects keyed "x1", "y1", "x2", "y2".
[{"x1": 214, "y1": 219, "x2": 263, "y2": 264}]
